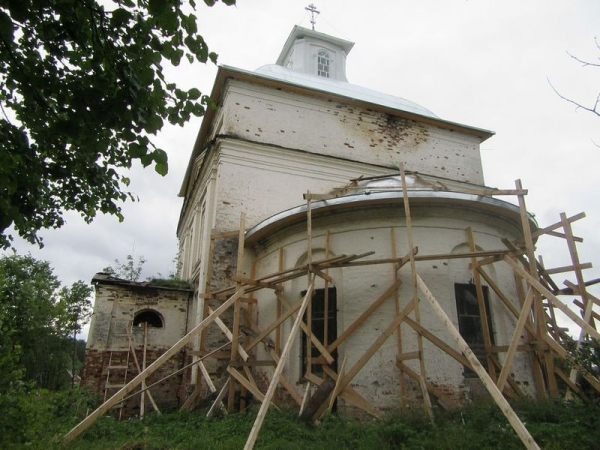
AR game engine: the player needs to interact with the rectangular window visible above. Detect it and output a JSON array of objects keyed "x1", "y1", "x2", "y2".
[
  {"x1": 455, "y1": 283, "x2": 493, "y2": 377},
  {"x1": 301, "y1": 287, "x2": 337, "y2": 378}
]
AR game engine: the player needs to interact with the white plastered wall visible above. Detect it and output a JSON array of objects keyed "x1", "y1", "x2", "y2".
[{"x1": 248, "y1": 204, "x2": 536, "y2": 410}]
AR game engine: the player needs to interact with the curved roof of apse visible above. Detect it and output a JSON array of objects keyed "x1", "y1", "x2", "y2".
[{"x1": 245, "y1": 189, "x2": 536, "y2": 245}]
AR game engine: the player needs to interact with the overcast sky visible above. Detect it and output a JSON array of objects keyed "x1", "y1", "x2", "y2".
[{"x1": 3, "y1": 0, "x2": 599, "y2": 333}]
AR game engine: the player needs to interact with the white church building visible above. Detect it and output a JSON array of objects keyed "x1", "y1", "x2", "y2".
[
  {"x1": 174, "y1": 25, "x2": 537, "y2": 412},
  {"x1": 73, "y1": 22, "x2": 598, "y2": 449}
]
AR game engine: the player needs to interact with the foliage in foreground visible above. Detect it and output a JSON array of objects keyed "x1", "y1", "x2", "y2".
[
  {"x1": 0, "y1": 254, "x2": 92, "y2": 392},
  {"x1": 3, "y1": 392, "x2": 599, "y2": 449},
  {"x1": 0, "y1": 0, "x2": 236, "y2": 248}
]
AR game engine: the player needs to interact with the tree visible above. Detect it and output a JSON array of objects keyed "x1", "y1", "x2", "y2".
[
  {"x1": 0, "y1": 0, "x2": 236, "y2": 249},
  {"x1": 103, "y1": 253, "x2": 146, "y2": 281},
  {"x1": 0, "y1": 253, "x2": 92, "y2": 391}
]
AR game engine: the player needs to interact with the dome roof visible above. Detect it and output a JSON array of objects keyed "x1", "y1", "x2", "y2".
[{"x1": 254, "y1": 64, "x2": 439, "y2": 119}]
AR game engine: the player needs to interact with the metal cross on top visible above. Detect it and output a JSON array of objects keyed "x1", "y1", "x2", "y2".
[{"x1": 305, "y1": 3, "x2": 320, "y2": 31}]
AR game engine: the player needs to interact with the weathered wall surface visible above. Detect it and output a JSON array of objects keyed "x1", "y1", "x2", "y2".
[
  {"x1": 81, "y1": 282, "x2": 192, "y2": 415},
  {"x1": 220, "y1": 80, "x2": 485, "y2": 184},
  {"x1": 213, "y1": 141, "x2": 392, "y2": 233},
  {"x1": 249, "y1": 203, "x2": 536, "y2": 412}
]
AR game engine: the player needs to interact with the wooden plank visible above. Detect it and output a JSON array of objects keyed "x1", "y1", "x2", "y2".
[
  {"x1": 529, "y1": 212, "x2": 585, "y2": 241},
  {"x1": 227, "y1": 366, "x2": 279, "y2": 409},
  {"x1": 244, "y1": 276, "x2": 315, "y2": 450},
  {"x1": 560, "y1": 212, "x2": 595, "y2": 396},
  {"x1": 306, "y1": 192, "x2": 313, "y2": 380},
  {"x1": 397, "y1": 351, "x2": 421, "y2": 361},
  {"x1": 497, "y1": 288, "x2": 534, "y2": 391},
  {"x1": 63, "y1": 287, "x2": 245, "y2": 444},
  {"x1": 400, "y1": 163, "x2": 434, "y2": 421},
  {"x1": 276, "y1": 247, "x2": 284, "y2": 355},
  {"x1": 299, "y1": 382, "x2": 312, "y2": 416},
  {"x1": 231, "y1": 360, "x2": 277, "y2": 367},
  {"x1": 397, "y1": 362, "x2": 453, "y2": 411},
  {"x1": 403, "y1": 316, "x2": 472, "y2": 370},
  {"x1": 483, "y1": 264, "x2": 549, "y2": 399},
  {"x1": 229, "y1": 213, "x2": 246, "y2": 412},
  {"x1": 309, "y1": 265, "x2": 333, "y2": 283},
  {"x1": 125, "y1": 325, "x2": 160, "y2": 414},
  {"x1": 466, "y1": 227, "x2": 496, "y2": 379},
  {"x1": 318, "y1": 368, "x2": 380, "y2": 418},
  {"x1": 416, "y1": 274, "x2": 540, "y2": 450},
  {"x1": 327, "y1": 280, "x2": 402, "y2": 353},
  {"x1": 267, "y1": 348, "x2": 303, "y2": 405},
  {"x1": 211, "y1": 229, "x2": 246, "y2": 239},
  {"x1": 230, "y1": 275, "x2": 282, "y2": 291},
  {"x1": 554, "y1": 366, "x2": 589, "y2": 401},
  {"x1": 315, "y1": 310, "x2": 409, "y2": 421},
  {"x1": 246, "y1": 297, "x2": 303, "y2": 351},
  {"x1": 276, "y1": 291, "x2": 335, "y2": 364},
  {"x1": 390, "y1": 228, "x2": 406, "y2": 407},
  {"x1": 543, "y1": 263, "x2": 592, "y2": 275},
  {"x1": 207, "y1": 307, "x2": 250, "y2": 361},
  {"x1": 557, "y1": 279, "x2": 600, "y2": 296},
  {"x1": 573, "y1": 299, "x2": 600, "y2": 322},
  {"x1": 505, "y1": 256, "x2": 600, "y2": 340},
  {"x1": 491, "y1": 270, "x2": 594, "y2": 395},
  {"x1": 207, "y1": 378, "x2": 230, "y2": 418},
  {"x1": 328, "y1": 356, "x2": 347, "y2": 412}
]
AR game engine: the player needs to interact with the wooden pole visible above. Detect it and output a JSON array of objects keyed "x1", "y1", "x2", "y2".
[
  {"x1": 125, "y1": 324, "x2": 160, "y2": 414},
  {"x1": 306, "y1": 191, "x2": 313, "y2": 379},
  {"x1": 391, "y1": 228, "x2": 406, "y2": 408},
  {"x1": 416, "y1": 274, "x2": 540, "y2": 450},
  {"x1": 466, "y1": 227, "x2": 496, "y2": 379},
  {"x1": 327, "y1": 356, "x2": 347, "y2": 411},
  {"x1": 244, "y1": 275, "x2": 316, "y2": 450},
  {"x1": 140, "y1": 322, "x2": 148, "y2": 418},
  {"x1": 560, "y1": 212, "x2": 594, "y2": 397},
  {"x1": 496, "y1": 288, "x2": 534, "y2": 391},
  {"x1": 207, "y1": 377, "x2": 231, "y2": 418},
  {"x1": 229, "y1": 213, "x2": 246, "y2": 411},
  {"x1": 515, "y1": 179, "x2": 557, "y2": 396},
  {"x1": 399, "y1": 163, "x2": 434, "y2": 420}
]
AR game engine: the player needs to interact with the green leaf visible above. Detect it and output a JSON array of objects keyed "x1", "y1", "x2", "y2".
[
  {"x1": 155, "y1": 161, "x2": 168, "y2": 176},
  {"x1": 188, "y1": 88, "x2": 201, "y2": 100},
  {"x1": 128, "y1": 142, "x2": 147, "y2": 158},
  {"x1": 153, "y1": 149, "x2": 168, "y2": 166},
  {"x1": 111, "y1": 8, "x2": 132, "y2": 26},
  {"x1": 148, "y1": 0, "x2": 168, "y2": 16}
]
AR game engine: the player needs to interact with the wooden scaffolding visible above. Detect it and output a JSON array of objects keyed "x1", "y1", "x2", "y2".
[{"x1": 65, "y1": 171, "x2": 599, "y2": 450}]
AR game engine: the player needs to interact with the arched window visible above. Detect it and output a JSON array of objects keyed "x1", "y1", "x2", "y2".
[
  {"x1": 133, "y1": 309, "x2": 164, "y2": 328},
  {"x1": 317, "y1": 50, "x2": 330, "y2": 78}
]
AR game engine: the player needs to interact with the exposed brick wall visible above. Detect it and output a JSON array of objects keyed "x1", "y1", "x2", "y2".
[{"x1": 81, "y1": 347, "x2": 187, "y2": 417}]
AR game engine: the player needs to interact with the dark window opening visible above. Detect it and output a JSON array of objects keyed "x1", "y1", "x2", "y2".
[
  {"x1": 133, "y1": 310, "x2": 163, "y2": 328},
  {"x1": 301, "y1": 287, "x2": 337, "y2": 379},
  {"x1": 455, "y1": 283, "x2": 493, "y2": 377}
]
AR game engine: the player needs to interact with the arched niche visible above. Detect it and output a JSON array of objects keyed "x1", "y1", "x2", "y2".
[{"x1": 133, "y1": 309, "x2": 164, "y2": 329}]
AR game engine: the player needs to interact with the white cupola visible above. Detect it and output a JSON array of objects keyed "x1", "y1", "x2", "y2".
[{"x1": 275, "y1": 25, "x2": 354, "y2": 82}]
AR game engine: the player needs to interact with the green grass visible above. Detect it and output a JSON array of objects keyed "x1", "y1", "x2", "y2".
[{"x1": 3, "y1": 390, "x2": 599, "y2": 449}]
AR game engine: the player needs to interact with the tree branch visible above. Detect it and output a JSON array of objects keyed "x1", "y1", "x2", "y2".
[{"x1": 548, "y1": 77, "x2": 600, "y2": 118}]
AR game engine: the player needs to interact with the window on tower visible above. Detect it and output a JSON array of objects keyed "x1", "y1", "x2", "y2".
[{"x1": 317, "y1": 50, "x2": 330, "y2": 78}]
